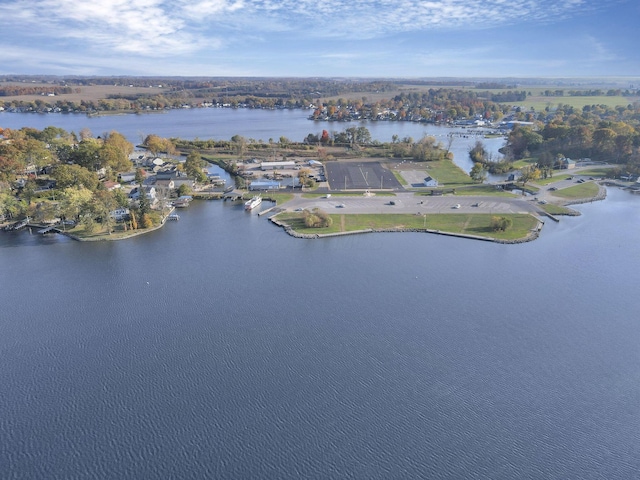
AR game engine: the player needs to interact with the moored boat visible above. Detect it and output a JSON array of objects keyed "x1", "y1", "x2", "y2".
[{"x1": 244, "y1": 195, "x2": 262, "y2": 210}]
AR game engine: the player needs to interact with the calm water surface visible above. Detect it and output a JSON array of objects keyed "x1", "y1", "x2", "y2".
[{"x1": 1, "y1": 187, "x2": 640, "y2": 479}]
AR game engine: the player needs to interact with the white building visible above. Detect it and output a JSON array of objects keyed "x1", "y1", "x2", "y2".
[
  {"x1": 261, "y1": 161, "x2": 296, "y2": 171},
  {"x1": 424, "y1": 176, "x2": 438, "y2": 187}
]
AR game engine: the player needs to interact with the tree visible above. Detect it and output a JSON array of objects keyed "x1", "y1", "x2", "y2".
[
  {"x1": 469, "y1": 162, "x2": 488, "y2": 183},
  {"x1": 177, "y1": 183, "x2": 193, "y2": 197},
  {"x1": 52, "y1": 164, "x2": 100, "y2": 190},
  {"x1": 0, "y1": 190, "x2": 26, "y2": 220},
  {"x1": 518, "y1": 165, "x2": 541, "y2": 185},
  {"x1": 469, "y1": 140, "x2": 488, "y2": 163},
  {"x1": 184, "y1": 151, "x2": 208, "y2": 183},
  {"x1": 303, "y1": 208, "x2": 332, "y2": 228},
  {"x1": 138, "y1": 185, "x2": 150, "y2": 215},
  {"x1": 101, "y1": 131, "x2": 133, "y2": 172},
  {"x1": 70, "y1": 139, "x2": 101, "y2": 170},
  {"x1": 491, "y1": 216, "x2": 512, "y2": 232},
  {"x1": 91, "y1": 190, "x2": 117, "y2": 233},
  {"x1": 506, "y1": 126, "x2": 544, "y2": 159},
  {"x1": 59, "y1": 187, "x2": 94, "y2": 222},
  {"x1": 143, "y1": 134, "x2": 176, "y2": 156}
]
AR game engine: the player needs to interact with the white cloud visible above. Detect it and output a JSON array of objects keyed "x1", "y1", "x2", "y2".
[
  {"x1": 0, "y1": 0, "x2": 628, "y2": 76},
  {"x1": 1, "y1": 0, "x2": 606, "y2": 50}
]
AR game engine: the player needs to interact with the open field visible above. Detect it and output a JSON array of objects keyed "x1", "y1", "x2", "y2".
[
  {"x1": 511, "y1": 95, "x2": 637, "y2": 111},
  {"x1": 275, "y1": 212, "x2": 539, "y2": 241},
  {"x1": 394, "y1": 159, "x2": 474, "y2": 187},
  {"x1": 320, "y1": 83, "x2": 639, "y2": 109},
  {"x1": 552, "y1": 182, "x2": 600, "y2": 199},
  {"x1": 0, "y1": 82, "x2": 169, "y2": 104}
]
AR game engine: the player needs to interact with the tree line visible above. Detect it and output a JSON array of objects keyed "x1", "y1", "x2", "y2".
[{"x1": 469, "y1": 101, "x2": 640, "y2": 178}]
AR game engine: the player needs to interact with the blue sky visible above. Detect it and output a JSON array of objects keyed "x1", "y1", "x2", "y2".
[{"x1": 1, "y1": 0, "x2": 638, "y2": 78}]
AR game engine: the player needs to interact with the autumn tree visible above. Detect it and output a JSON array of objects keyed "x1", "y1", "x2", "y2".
[
  {"x1": 518, "y1": 165, "x2": 541, "y2": 185},
  {"x1": 100, "y1": 131, "x2": 134, "y2": 173},
  {"x1": 469, "y1": 140, "x2": 488, "y2": 163},
  {"x1": 143, "y1": 134, "x2": 176, "y2": 156},
  {"x1": 184, "y1": 151, "x2": 208, "y2": 183},
  {"x1": 303, "y1": 208, "x2": 332, "y2": 228}
]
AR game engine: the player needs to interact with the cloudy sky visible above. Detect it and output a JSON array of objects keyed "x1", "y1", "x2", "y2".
[{"x1": 1, "y1": 0, "x2": 638, "y2": 78}]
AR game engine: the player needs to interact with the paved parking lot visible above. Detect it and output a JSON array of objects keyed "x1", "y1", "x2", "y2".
[
  {"x1": 325, "y1": 162, "x2": 402, "y2": 190},
  {"x1": 284, "y1": 192, "x2": 539, "y2": 215}
]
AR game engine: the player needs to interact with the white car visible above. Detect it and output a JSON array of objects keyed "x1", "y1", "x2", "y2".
[{"x1": 453, "y1": 204, "x2": 461, "y2": 209}]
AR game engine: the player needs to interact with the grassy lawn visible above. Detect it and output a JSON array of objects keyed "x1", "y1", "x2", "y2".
[
  {"x1": 262, "y1": 192, "x2": 294, "y2": 204},
  {"x1": 422, "y1": 159, "x2": 475, "y2": 186},
  {"x1": 534, "y1": 174, "x2": 573, "y2": 186},
  {"x1": 302, "y1": 192, "x2": 395, "y2": 199},
  {"x1": 553, "y1": 182, "x2": 600, "y2": 199},
  {"x1": 511, "y1": 158, "x2": 537, "y2": 169},
  {"x1": 539, "y1": 203, "x2": 576, "y2": 215},
  {"x1": 575, "y1": 167, "x2": 613, "y2": 178},
  {"x1": 450, "y1": 185, "x2": 519, "y2": 197},
  {"x1": 276, "y1": 212, "x2": 539, "y2": 241},
  {"x1": 67, "y1": 223, "x2": 152, "y2": 240},
  {"x1": 393, "y1": 170, "x2": 408, "y2": 185}
]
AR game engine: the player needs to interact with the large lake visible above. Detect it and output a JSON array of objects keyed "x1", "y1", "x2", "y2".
[{"x1": 1, "y1": 110, "x2": 640, "y2": 479}]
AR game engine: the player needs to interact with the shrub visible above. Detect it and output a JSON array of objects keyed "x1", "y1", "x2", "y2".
[
  {"x1": 491, "y1": 216, "x2": 512, "y2": 232},
  {"x1": 303, "y1": 208, "x2": 332, "y2": 228}
]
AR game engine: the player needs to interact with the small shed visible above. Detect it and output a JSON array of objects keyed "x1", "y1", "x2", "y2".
[{"x1": 424, "y1": 176, "x2": 438, "y2": 187}]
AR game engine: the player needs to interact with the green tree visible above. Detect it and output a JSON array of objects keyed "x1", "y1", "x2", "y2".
[
  {"x1": 0, "y1": 190, "x2": 26, "y2": 219},
  {"x1": 70, "y1": 139, "x2": 102, "y2": 170},
  {"x1": 177, "y1": 183, "x2": 193, "y2": 197},
  {"x1": 59, "y1": 187, "x2": 94, "y2": 222},
  {"x1": 52, "y1": 164, "x2": 100, "y2": 190},
  {"x1": 470, "y1": 162, "x2": 488, "y2": 182},
  {"x1": 491, "y1": 216, "x2": 512, "y2": 232},
  {"x1": 138, "y1": 185, "x2": 150, "y2": 215}
]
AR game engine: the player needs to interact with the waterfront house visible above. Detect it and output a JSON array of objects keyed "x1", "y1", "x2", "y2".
[
  {"x1": 129, "y1": 186, "x2": 157, "y2": 201},
  {"x1": 119, "y1": 171, "x2": 137, "y2": 183},
  {"x1": 154, "y1": 178, "x2": 175, "y2": 198},
  {"x1": 109, "y1": 208, "x2": 130, "y2": 221}
]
